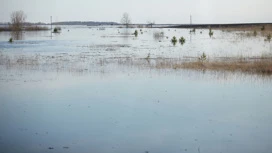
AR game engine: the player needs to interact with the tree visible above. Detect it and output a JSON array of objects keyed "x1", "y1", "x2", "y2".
[
  {"x1": 10, "y1": 10, "x2": 26, "y2": 31},
  {"x1": 121, "y1": 12, "x2": 131, "y2": 28},
  {"x1": 147, "y1": 20, "x2": 155, "y2": 28}
]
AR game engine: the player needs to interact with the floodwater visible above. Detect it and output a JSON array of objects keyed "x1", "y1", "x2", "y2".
[{"x1": 0, "y1": 26, "x2": 272, "y2": 153}]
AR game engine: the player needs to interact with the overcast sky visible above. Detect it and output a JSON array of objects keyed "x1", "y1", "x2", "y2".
[{"x1": 0, "y1": 0, "x2": 271, "y2": 24}]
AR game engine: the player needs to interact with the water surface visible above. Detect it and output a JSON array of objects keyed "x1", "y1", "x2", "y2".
[{"x1": 0, "y1": 26, "x2": 272, "y2": 153}]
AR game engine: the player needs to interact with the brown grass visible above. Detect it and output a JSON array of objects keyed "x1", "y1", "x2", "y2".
[
  {"x1": 1, "y1": 51, "x2": 272, "y2": 75},
  {"x1": 171, "y1": 59, "x2": 272, "y2": 75},
  {"x1": 115, "y1": 57, "x2": 272, "y2": 75}
]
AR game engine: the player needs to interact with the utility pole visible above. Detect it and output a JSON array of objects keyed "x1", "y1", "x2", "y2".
[{"x1": 190, "y1": 15, "x2": 192, "y2": 25}]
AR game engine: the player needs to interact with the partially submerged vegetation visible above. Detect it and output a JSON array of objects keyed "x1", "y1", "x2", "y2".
[
  {"x1": 1, "y1": 13, "x2": 271, "y2": 76},
  {"x1": 171, "y1": 36, "x2": 177, "y2": 45},
  {"x1": 1, "y1": 51, "x2": 271, "y2": 75},
  {"x1": 173, "y1": 59, "x2": 272, "y2": 75},
  {"x1": 266, "y1": 34, "x2": 271, "y2": 42},
  {"x1": 198, "y1": 52, "x2": 207, "y2": 61},
  {"x1": 179, "y1": 37, "x2": 186, "y2": 45},
  {"x1": 209, "y1": 28, "x2": 213, "y2": 37},
  {"x1": 134, "y1": 30, "x2": 138, "y2": 37},
  {"x1": 53, "y1": 27, "x2": 61, "y2": 33},
  {"x1": 8, "y1": 38, "x2": 13, "y2": 43},
  {"x1": 147, "y1": 57, "x2": 272, "y2": 75}
]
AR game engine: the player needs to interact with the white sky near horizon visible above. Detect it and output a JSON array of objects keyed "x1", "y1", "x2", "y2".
[{"x1": 0, "y1": 0, "x2": 271, "y2": 24}]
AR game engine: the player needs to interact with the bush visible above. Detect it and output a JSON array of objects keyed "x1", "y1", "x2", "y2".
[
  {"x1": 134, "y1": 30, "x2": 138, "y2": 37},
  {"x1": 53, "y1": 27, "x2": 61, "y2": 33},
  {"x1": 253, "y1": 30, "x2": 257, "y2": 36},
  {"x1": 267, "y1": 34, "x2": 271, "y2": 42},
  {"x1": 179, "y1": 37, "x2": 186, "y2": 45},
  {"x1": 261, "y1": 26, "x2": 265, "y2": 31},
  {"x1": 171, "y1": 36, "x2": 177, "y2": 46},
  {"x1": 53, "y1": 28, "x2": 58, "y2": 33},
  {"x1": 199, "y1": 52, "x2": 207, "y2": 61},
  {"x1": 146, "y1": 53, "x2": 150, "y2": 59},
  {"x1": 9, "y1": 38, "x2": 13, "y2": 43},
  {"x1": 209, "y1": 28, "x2": 213, "y2": 37}
]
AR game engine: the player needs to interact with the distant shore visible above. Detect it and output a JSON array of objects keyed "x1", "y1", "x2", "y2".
[
  {"x1": 165, "y1": 23, "x2": 272, "y2": 28},
  {"x1": 0, "y1": 26, "x2": 49, "y2": 32}
]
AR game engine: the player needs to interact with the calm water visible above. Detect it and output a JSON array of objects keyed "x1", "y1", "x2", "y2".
[{"x1": 0, "y1": 26, "x2": 272, "y2": 153}]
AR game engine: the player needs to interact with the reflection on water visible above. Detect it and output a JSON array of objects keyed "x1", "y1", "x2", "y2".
[
  {"x1": 11, "y1": 31, "x2": 23, "y2": 40},
  {"x1": 0, "y1": 26, "x2": 272, "y2": 153}
]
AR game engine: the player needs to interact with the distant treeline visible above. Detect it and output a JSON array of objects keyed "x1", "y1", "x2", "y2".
[
  {"x1": 166, "y1": 23, "x2": 272, "y2": 28},
  {"x1": 0, "y1": 21, "x2": 119, "y2": 26},
  {"x1": 52, "y1": 21, "x2": 119, "y2": 26},
  {"x1": 0, "y1": 22, "x2": 48, "y2": 26}
]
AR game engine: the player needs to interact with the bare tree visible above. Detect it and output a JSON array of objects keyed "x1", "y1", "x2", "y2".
[
  {"x1": 10, "y1": 10, "x2": 26, "y2": 31},
  {"x1": 121, "y1": 12, "x2": 131, "y2": 28},
  {"x1": 147, "y1": 20, "x2": 155, "y2": 28}
]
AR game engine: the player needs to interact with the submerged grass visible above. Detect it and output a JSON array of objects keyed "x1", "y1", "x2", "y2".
[
  {"x1": 1, "y1": 52, "x2": 272, "y2": 76},
  {"x1": 218, "y1": 24, "x2": 272, "y2": 36},
  {"x1": 168, "y1": 59, "x2": 272, "y2": 75}
]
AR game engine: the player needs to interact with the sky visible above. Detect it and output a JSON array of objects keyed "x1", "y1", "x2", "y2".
[{"x1": 0, "y1": 0, "x2": 271, "y2": 24}]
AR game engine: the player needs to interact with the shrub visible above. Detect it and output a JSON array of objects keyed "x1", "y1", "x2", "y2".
[
  {"x1": 261, "y1": 25, "x2": 265, "y2": 31},
  {"x1": 171, "y1": 36, "x2": 177, "y2": 46},
  {"x1": 146, "y1": 53, "x2": 150, "y2": 59},
  {"x1": 134, "y1": 30, "x2": 138, "y2": 37},
  {"x1": 209, "y1": 28, "x2": 213, "y2": 37},
  {"x1": 267, "y1": 34, "x2": 271, "y2": 42},
  {"x1": 9, "y1": 38, "x2": 13, "y2": 43},
  {"x1": 53, "y1": 27, "x2": 61, "y2": 33},
  {"x1": 198, "y1": 52, "x2": 207, "y2": 61},
  {"x1": 179, "y1": 37, "x2": 186, "y2": 45},
  {"x1": 253, "y1": 30, "x2": 257, "y2": 36}
]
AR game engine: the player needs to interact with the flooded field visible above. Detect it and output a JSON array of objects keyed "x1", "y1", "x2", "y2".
[{"x1": 0, "y1": 26, "x2": 272, "y2": 153}]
